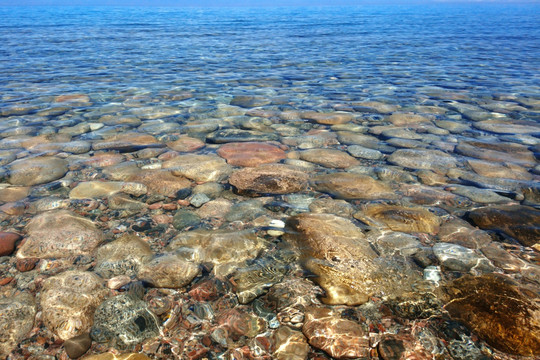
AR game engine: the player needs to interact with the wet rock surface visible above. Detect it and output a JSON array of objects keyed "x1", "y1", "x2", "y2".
[
  {"x1": 440, "y1": 274, "x2": 540, "y2": 357},
  {"x1": 229, "y1": 164, "x2": 309, "y2": 195},
  {"x1": 0, "y1": 293, "x2": 36, "y2": 358}
]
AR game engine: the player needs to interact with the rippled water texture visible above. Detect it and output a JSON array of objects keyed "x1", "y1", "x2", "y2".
[{"x1": 0, "y1": 5, "x2": 539, "y2": 360}]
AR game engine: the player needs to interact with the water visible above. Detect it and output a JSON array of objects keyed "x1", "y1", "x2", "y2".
[{"x1": 0, "y1": 5, "x2": 539, "y2": 360}]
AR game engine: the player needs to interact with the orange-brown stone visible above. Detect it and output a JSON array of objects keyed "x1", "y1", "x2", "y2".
[
  {"x1": 217, "y1": 142, "x2": 286, "y2": 167},
  {"x1": 0, "y1": 232, "x2": 21, "y2": 256}
]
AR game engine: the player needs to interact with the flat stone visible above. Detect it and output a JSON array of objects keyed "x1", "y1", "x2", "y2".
[
  {"x1": 217, "y1": 142, "x2": 286, "y2": 167},
  {"x1": 126, "y1": 170, "x2": 191, "y2": 198},
  {"x1": 467, "y1": 205, "x2": 540, "y2": 247},
  {"x1": 433, "y1": 243, "x2": 493, "y2": 272},
  {"x1": 168, "y1": 229, "x2": 265, "y2": 277},
  {"x1": 302, "y1": 307, "x2": 369, "y2": 359},
  {"x1": 272, "y1": 326, "x2": 309, "y2": 360},
  {"x1": 94, "y1": 234, "x2": 153, "y2": 278},
  {"x1": 285, "y1": 213, "x2": 417, "y2": 305},
  {"x1": 299, "y1": 149, "x2": 359, "y2": 169},
  {"x1": 455, "y1": 140, "x2": 536, "y2": 167},
  {"x1": 17, "y1": 210, "x2": 104, "y2": 259},
  {"x1": 230, "y1": 95, "x2": 271, "y2": 108},
  {"x1": 388, "y1": 149, "x2": 457, "y2": 174},
  {"x1": 311, "y1": 172, "x2": 396, "y2": 200},
  {"x1": 172, "y1": 210, "x2": 201, "y2": 230},
  {"x1": 467, "y1": 159, "x2": 532, "y2": 181},
  {"x1": 0, "y1": 232, "x2": 21, "y2": 256},
  {"x1": 166, "y1": 136, "x2": 205, "y2": 152},
  {"x1": 64, "y1": 333, "x2": 92, "y2": 359},
  {"x1": 347, "y1": 145, "x2": 384, "y2": 160},
  {"x1": 90, "y1": 294, "x2": 160, "y2": 350},
  {"x1": 353, "y1": 204, "x2": 441, "y2": 234},
  {"x1": 162, "y1": 154, "x2": 232, "y2": 182},
  {"x1": 206, "y1": 129, "x2": 279, "y2": 144},
  {"x1": 301, "y1": 111, "x2": 353, "y2": 125},
  {"x1": 388, "y1": 112, "x2": 430, "y2": 126},
  {"x1": 229, "y1": 164, "x2": 308, "y2": 196},
  {"x1": 438, "y1": 218, "x2": 492, "y2": 249},
  {"x1": 0, "y1": 186, "x2": 30, "y2": 203},
  {"x1": 70, "y1": 181, "x2": 147, "y2": 199},
  {"x1": 138, "y1": 254, "x2": 200, "y2": 288},
  {"x1": 8, "y1": 156, "x2": 68, "y2": 186},
  {"x1": 351, "y1": 101, "x2": 399, "y2": 114},
  {"x1": 440, "y1": 274, "x2": 540, "y2": 356},
  {"x1": 41, "y1": 271, "x2": 108, "y2": 340},
  {"x1": 0, "y1": 292, "x2": 36, "y2": 358},
  {"x1": 473, "y1": 120, "x2": 540, "y2": 135},
  {"x1": 92, "y1": 133, "x2": 163, "y2": 152}
]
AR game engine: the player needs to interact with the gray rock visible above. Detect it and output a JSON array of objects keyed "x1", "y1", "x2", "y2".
[
  {"x1": 433, "y1": 243, "x2": 494, "y2": 272},
  {"x1": 347, "y1": 145, "x2": 384, "y2": 160},
  {"x1": 172, "y1": 210, "x2": 201, "y2": 230}
]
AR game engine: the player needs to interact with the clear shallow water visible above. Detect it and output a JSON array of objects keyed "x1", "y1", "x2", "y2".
[{"x1": 0, "y1": 5, "x2": 540, "y2": 360}]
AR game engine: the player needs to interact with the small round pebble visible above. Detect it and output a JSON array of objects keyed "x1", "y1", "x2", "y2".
[{"x1": 64, "y1": 333, "x2": 92, "y2": 359}]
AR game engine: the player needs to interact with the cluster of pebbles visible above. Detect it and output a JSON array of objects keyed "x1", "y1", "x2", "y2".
[{"x1": 0, "y1": 91, "x2": 539, "y2": 360}]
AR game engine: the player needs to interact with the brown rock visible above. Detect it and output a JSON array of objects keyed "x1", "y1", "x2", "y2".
[
  {"x1": 41, "y1": 271, "x2": 108, "y2": 340},
  {"x1": 77, "y1": 153, "x2": 126, "y2": 168},
  {"x1": 467, "y1": 159, "x2": 532, "y2": 180},
  {"x1": 0, "y1": 292, "x2": 36, "y2": 358},
  {"x1": 0, "y1": 232, "x2": 21, "y2": 256},
  {"x1": 388, "y1": 149, "x2": 457, "y2": 174},
  {"x1": 299, "y1": 149, "x2": 359, "y2": 169},
  {"x1": 94, "y1": 233, "x2": 153, "y2": 278},
  {"x1": 467, "y1": 205, "x2": 540, "y2": 247},
  {"x1": 162, "y1": 154, "x2": 232, "y2": 183},
  {"x1": 17, "y1": 210, "x2": 104, "y2": 259},
  {"x1": 137, "y1": 254, "x2": 200, "y2": 288},
  {"x1": 8, "y1": 156, "x2": 68, "y2": 186},
  {"x1": 438, "y1": 218, "x2": 492, "y2": 249},
  {"x1": 64, "y1": 333, "x2": 92, "y2": 359},
  {"x1": 302, "y1": 307, "x2": 369, "y2": 359},
  {"x1": 229, "y1": 164, "x2": 308, "y2": 195},
  {"x1": 55, "y1": 94, "x2": 91, "y2": 103},
  {"x1": 16, "y1": 258, "x2": 38, "y2": 272},
  {"x1": 311, "y1": 172, "x2": 396, "y2": 200},
  {"x1": 440, "y1": 274, "x2": 540, "y2": 356},
  {"x1": 272, "y1": 326, "x2": 309, "y2": 360},
  {"x1": 353, "y1": 203, "x2": 441, "y2": 234},
  {"x1": 301, "y1": 111, "x2": 353, "y2": 125},
  {"x1": 456, "y1": 140, "x2": 536, "y2": 166},
  {"x1": 0, "y1": 186, "x2": 30, "y2": 203},
  {"x1": 166, "y1": 136, "x2": 205, "y2": 152},
  {"x1": 127, "y1": 169, "x2": 191, "y2": 198},
  {"x1": 217, "y1": 142, "x2": 286, "y2": 167},
  {"x1": 388, "y1": 112, "x2": 430, "y2": 126},
  {"x1": 284, "y1": 214, "x2": 418, "y2": 305},
  {"x1": 92, "y1": 133, "x2": 162, "y2": 152}
]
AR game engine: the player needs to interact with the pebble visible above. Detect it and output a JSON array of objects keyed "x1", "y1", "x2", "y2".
[
  {"x1": 172, "y1": 209, "x2": 201, "y2": 230},
  {"x1": 64, "y1": 333, "x2": 92, "y2": 359},
  {"x1": 162, "y1": 154, "x2": 232, "y2": 182},
  {"x1": 189, "y1": 193, "x2": 210, "y2": 208},
  {"x1": 17, "y1": 210, "x2": 104, "y2": 259},
  {"x1": 229, "y1": 164, "x2": 309, "y2": 195},
  {"x1": 387, "y1": 149, "x2": 457, "y2": 174},
  {"x1": 217, "y1": 141, "x2": 286, "y2": 167},
  {"x1": 137, "y1": 254, "x2": 200, "y2": 288},
  {"x1": 40, "y1": 271, "x2": 108, "y2": 340},
  {"x1": 0, "y1": 232, "x2": 21, "y2": 256},
  {"x1": 8, "y1": 156, "x2": 68, "y2": 186},
  {"x1": 299, "y1": 148, "x2": 359, "y2": 169},
  {"x1": 433, "y1": 243, "x2": 494, "y2": 272},
  {"x1": 0, "y1": 292, "x2": 36, "y2": 358},
  {"x1": 94, "y1": 233, "x2": 153, "y2": 278},
  {"x1": 272, "y1": 326, "x2": 310, "y2": 360},
  {"x1": 311, "y1": 172, "x2": 396, "y2": 200},
  {"x1": 347, "y1": 144, "x2": 384, "y2": 160}
]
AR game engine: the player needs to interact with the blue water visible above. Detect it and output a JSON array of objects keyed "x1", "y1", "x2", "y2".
[{"x1": 1, "y1": 5, "x2": 539, "y2": 107}]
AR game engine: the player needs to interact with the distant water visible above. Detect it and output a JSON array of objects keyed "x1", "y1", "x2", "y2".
[{"x1": 1, "y1": 5, "x2": 539, "y2": 105}]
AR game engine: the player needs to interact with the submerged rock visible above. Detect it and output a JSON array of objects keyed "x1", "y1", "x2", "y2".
[
  {"x1": 17, "y1": 210, "x2": 104, "y2": 259},
  {"x1": 388, "y1": 149, "x2": 457, "y2": 174},
  {"x1": 301, "y1": 111, "x2": 353, "y2": 125},
  {"x1": 285, "y1": 213, "x2": 418, "y2": 305},
  {"x1": 229, "y1": 164, "x2": 308, "y2": 195},
  {"x1": 299, "y1": 149, "x2": 359, "y2": 169},
  {"x1": 302, "y1": 307, "x2": 369, "y2": 359},
  {"x1": 162, "y1": 154, "x2": 232, "y2": 183},
  {"x1": 90, "y1": 294, "x2": 160, "y2": 350},
  {"x1": 217, "y1": 141, "x2": 286, "y2": 167},
  {"x1": 8, "y1": 156, "x2": 68, "y2": 186},
  {"x1": 467, "y1": 205, "x2": 540, "y2": 247},
  {"x1": 440, "y1": 274, "x2": 540, "y2": 356},
  {"x1": 0, "y1": 292, "x2": 36, "y2": 358},
  {"x1": 272, "y1": 326, "x2": 310, "y2": 360},
  {"x1": 353, "y1": 203, "x2": 441, "y2": 234},
  {"x1": 69, "y1": 181, "x2": 147, "y2": 199},
  {"x1": 456, "y1": 140, "x2": 536, "y2": 167},
  {"x1": 137, "y1": 254, "x2": 200, "y2": 288},
  {"x1": 0, "y1": 232, "x2": 21, "y2": 256},
  {"x1": 94, "y1": 234, "x2": 153, "y2": 278},
  {"x1": 311, "y1": 172, "x2": 396, "y2": 200},
  {"x1": 41, "y1": 271, "x2": 108, "y2": 340},
  {"x1": 168, "y1": 229, "x2": 265, "y2": 277}
]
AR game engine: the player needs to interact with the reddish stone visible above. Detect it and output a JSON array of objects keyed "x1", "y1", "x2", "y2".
[
  {"x1": 16, "y1": 258, "x2": 38, "y2": 272},
  {"x1": 188, "y1": 279, "x2": 219, "y2": 301},
  {"x1": 0, "y1": 277, "x2": 14, "y2": 286},
  {"x1": 217, "y1": 142, "x2": 286, "y2": 167},
  {"x1": 167, "y1": 136, "x2": 205, "y2": 153},
  {"x1": 54, "y1": 94, "x2": 91, "y2": 103},
  {"x1": 162, "y1": 203, "x2": 178, "y2": 211},
  {"x1": 0, "y1": 202, "x2": 25, "y2": 215},
  {"x1": 0, "y1": 232, "x2": 21, "y2": 256}
]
